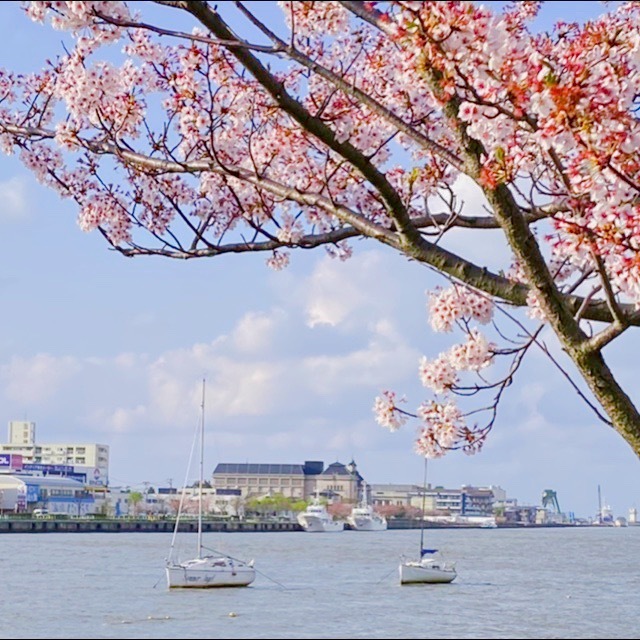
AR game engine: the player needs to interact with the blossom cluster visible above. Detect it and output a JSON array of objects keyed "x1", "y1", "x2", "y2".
[
  {"x1": 375, "y1": 285, "x2": 496, "y2": 456},
  {"x1": 3, "y1": 1, "x2": 640, "y2": 457}
]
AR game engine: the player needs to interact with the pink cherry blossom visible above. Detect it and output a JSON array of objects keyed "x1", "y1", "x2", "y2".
[{"x1": 3, "y1": 1, "x2": 640, "y2": 461}]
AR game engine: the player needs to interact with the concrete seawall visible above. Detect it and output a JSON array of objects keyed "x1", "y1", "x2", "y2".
[
  {"x1": 0, "y1": 517, "x2": 579, "y2": 533},
  {"x1": 0, "y1": 518, "x2": 303, "y2": 534}
]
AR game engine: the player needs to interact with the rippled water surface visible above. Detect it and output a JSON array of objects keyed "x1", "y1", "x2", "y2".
[{"x1": 2, "y1": 526, "x2": 639, "y2": 638}]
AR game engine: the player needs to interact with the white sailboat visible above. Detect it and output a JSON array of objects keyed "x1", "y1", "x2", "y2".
[
  {"x1": 399, "y1": 458, "x2": 457, "y2": 585},
  {"x1": 165, "y1": 379, "x2": 256, "y2": 588},
  {"x1": 347, "y1": 482, "x2": 388, "y2": 531}
]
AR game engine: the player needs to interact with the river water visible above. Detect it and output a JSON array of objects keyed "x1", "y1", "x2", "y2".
[{"x1": 1, "y1": 526, "x2": 639, "y2": 639}]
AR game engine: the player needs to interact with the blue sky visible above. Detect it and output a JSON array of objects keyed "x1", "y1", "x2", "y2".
[{"x1": 0, "y1": 1, "x2": 637, "y2": 519}]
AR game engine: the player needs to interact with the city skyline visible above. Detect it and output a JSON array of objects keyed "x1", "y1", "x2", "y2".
[
  {"x1": 0, "y1": 417, "x2": 630, "y2": 520},
  {"x1": 0, "y1": 2, "x2": 637, "y2": 521}
]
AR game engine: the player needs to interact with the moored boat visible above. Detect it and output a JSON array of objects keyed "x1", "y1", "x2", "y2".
[
  {"x1": 399, "y1": 457, "x2": 457, "y2": 585},
  {"x1": 399, "y1": 550, "x2": 457, "y2": 585},
  {"x1": 297, "y1": 495, "x2": 344, "y2": 532},
  {"x1": 165, "y1": 379, "x2": 256, "y2": 588},
  {"x1": 347, "y1": 482, "x2": 387, "y2": 531}
]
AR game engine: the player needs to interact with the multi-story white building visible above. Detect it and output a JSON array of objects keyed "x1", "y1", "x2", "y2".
[
  {"x1": 0, "y1": 421, "x2": 110, "y2": 485},
  {"x1": 370, "y1": 483, "x2": 424, "y2": 508},
  {"x1": 8, "y1": 420, "x2": 36, "y2": 445},
  {"x1": 371, "y1": 483, "x2": 500, "y2": 516}
]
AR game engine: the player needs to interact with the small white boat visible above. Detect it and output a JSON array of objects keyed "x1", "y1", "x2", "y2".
[
  {"x1": 165, "y1": 379, "x2": 256, "y2": 589},
  {"x1": 297, "y1": 495, "x2": 344, "y2": 532},
  {"x1": 399, "y1": 551, "x2": 457, "y2": 585},
  {"x1": 399, "y1": 458, "x2": 456, "y2": 585},
  {"x1": 347, "y1": 482, "x2": 387, "y2": 531},
  {"x1": 166, "y1": 555, "x2": 256, "y2": 589}
]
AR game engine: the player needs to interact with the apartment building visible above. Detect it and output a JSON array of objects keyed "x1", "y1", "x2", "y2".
[
  {"x1": 371, "y1": 482, "x2": 502, "y2": 516},
  {"x1": 0, "y1": 421, "x2": 110, "y2": 485}
]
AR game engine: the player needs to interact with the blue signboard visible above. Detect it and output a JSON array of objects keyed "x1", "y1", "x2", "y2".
[
  {"x1": 23, "y1": 463, "x2": 74, "y2": 474},
  {"x1": 25, "y1": 484, "x2": 40, "y2": 503}
]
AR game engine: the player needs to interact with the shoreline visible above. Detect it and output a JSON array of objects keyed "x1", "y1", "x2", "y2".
[{"x1": 0, "y1": 516, "x2": 595, "y2": 534}]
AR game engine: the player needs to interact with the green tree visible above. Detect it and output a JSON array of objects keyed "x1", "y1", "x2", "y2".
[{"x1": 129, "y1": 491, "x2": 144, "y2": 516}]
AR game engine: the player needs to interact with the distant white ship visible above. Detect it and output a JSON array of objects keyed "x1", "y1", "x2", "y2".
[
  {"x1": 347, "y1": 483, "x2": 387, "y2": 531},
  {"x1": 297, "y1": 495, "x2": 344, "y2": 532},
  {"x1": 596, "y1": 485, "x2": 614, "y2": 525}
]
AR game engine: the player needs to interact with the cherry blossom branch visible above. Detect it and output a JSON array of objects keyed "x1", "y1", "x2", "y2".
[
  {"x1": 342, "y1": 1, "x2": 640, "y2": 454},
  {"x1": 583, "y1": 247, "x2": 630, "y2": 352},
  {"x1": 93, "y1": 10, "x2": 283, "y2": 54},
  {"x1": 5, "y1": 116, "x2": 639, "y2": 333},
  {"x1": 6, "y1": 0, "x2": 640, "y2": 459},
  {"x1": 231, "y1": 1, "x2": 466, "y2": 172},
  {"x1": 178, "y1": 0, "x2": 422, "y2": 247},
  {"x1": 492, "y1": 299, "x2": 614, "y2": 426},
  {"x1": 338, "y1": 3, "x2": 586, "y2": 346}
]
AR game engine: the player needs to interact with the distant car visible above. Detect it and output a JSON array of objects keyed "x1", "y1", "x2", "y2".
[{"x1": 32, "y1": 509, "x2": 49, "y2": 518}]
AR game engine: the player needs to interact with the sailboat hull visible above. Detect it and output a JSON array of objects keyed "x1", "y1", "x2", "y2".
[
  {"x1": 166, "y1": 556, "x2": 256, "y2": 588},
  {"x1": 399, "y1": 560, "x2": 456, "y2": 585}
]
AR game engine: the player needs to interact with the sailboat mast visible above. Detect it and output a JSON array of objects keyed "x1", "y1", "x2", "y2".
[
  {"x1": 420, "y1": 457, "x2": 428, "y2": 553},
  {"x1": 597, "y1": 484, "x2": 602, "y2": 524},
  {"x1": 198, "y1": 378, "x2": 205, "y2": 558}
]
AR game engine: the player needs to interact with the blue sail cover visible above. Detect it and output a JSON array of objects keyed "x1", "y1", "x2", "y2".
[{"x1": 421, "y1": 548, "x2": 438, "y2": 556}]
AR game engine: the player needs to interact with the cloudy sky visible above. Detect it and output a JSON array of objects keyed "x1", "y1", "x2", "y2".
[{"x1": 0, "y1": 1, "x2": 637, "y2": 520}]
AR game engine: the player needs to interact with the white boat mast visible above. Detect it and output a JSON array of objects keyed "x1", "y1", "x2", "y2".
[
  {"x1": 597, "y1": 484, "x2": 602, "y2": 524},
  {"x1": 420, "y1": 457, "x2": 428, "y2": 554},
  {"x1": 198, "y1": 378, "x2": 205, "y2": 559}
]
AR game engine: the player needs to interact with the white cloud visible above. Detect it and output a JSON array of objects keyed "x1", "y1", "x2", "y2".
[
  {"x1": 114, "y1": 353, "x2": 141, "y2": 369},
  {"x1": 106, "y1": 405, "x2": 148, "y2": 434},
  {"x1": 302, "y1": 339, "x2": 416, "y2": 396},
  {"x1": 511, "y1": 382, "x2": 547, "y2": 433},
  {"x1": 2, "y1": 353, "x2": 82, "y2": 404},
  {"x1": 232, "y1": 309, "x2": 284, "y2": 354},
  {"x1": 302, "y1": 252, "x2": 388, "y2": 329},
  {"x1": 208, "y1": 359, "x2": 285, "y2": 417},
  {"x1": 1, "y1": 235, "x2": 637, "y2": 519},
  {"x1": 265, "y1": 429, "x2": 317, "y2": 451},
  {"x1": 0, "y1": 176, "x2": 29, "y2": 222}
]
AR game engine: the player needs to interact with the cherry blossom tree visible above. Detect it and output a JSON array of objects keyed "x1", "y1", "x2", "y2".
[{"x1": 2, "y1": 1, "x2": 640, "y2": 460}]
